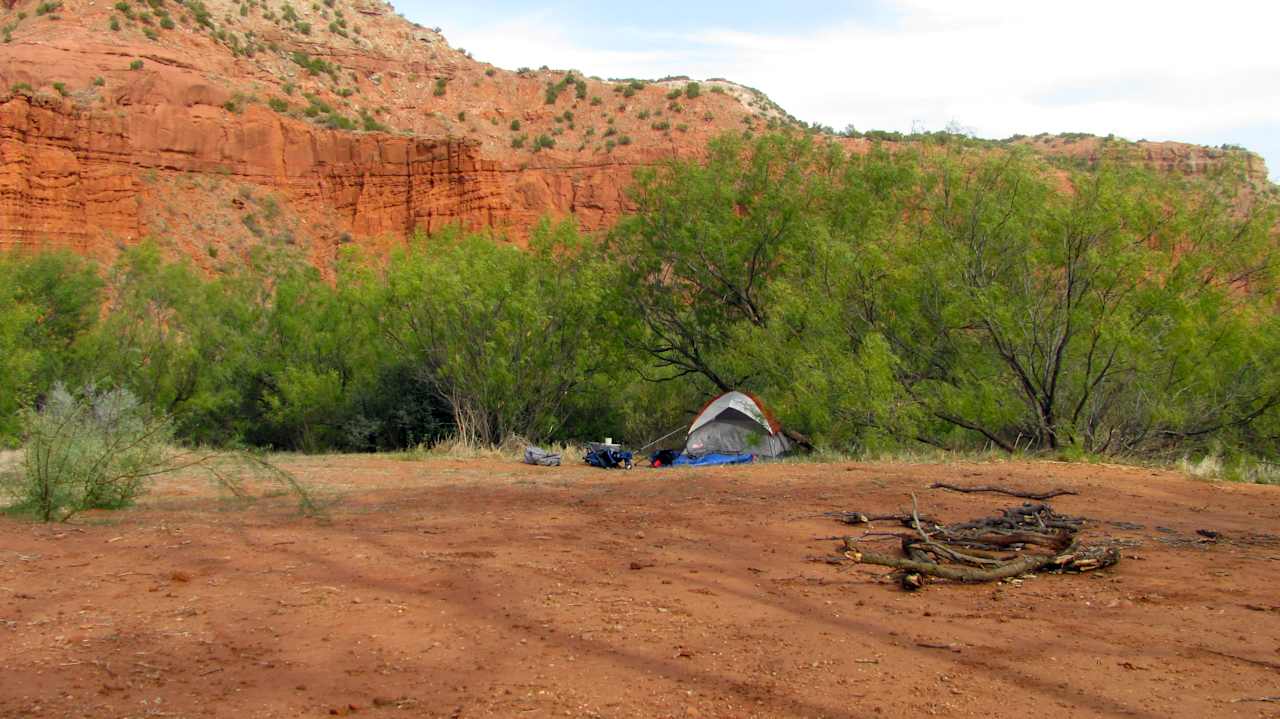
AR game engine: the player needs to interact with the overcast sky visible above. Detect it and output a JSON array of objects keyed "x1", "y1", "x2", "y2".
[{"x1": 397, "y1": 0, "x2": 1280, "y2": 179}]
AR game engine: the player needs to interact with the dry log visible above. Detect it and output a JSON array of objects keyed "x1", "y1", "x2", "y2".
[
  {"x1": 842, "y1": 541, "x2": 1069, "y2": 582},
  {"x1": 827, "y1": 497, "x2": 1117, "y2": 588},
  {"x1": 930, "y1": 483, "x2": 1078, "y2": 501}
]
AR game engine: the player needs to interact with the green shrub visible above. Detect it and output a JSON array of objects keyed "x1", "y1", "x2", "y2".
[
  {"x1": 1, "y1": 385, "x2": 172, "y2": 522},
  {"x1": 160, "y1": 15, "x2": 175, "y2": 28},
  {"x1": 532, "y1": 134, "x2": 555, "y2": 151},
  {"x1": 360, "y1": 110, "x2": 387, "y2": 132},
  {"x1": 129, "y1": 59, "x2": 144, "y2": 70},
  {"x1": 665, "y1": 88, "x2": 682, "y2": 100},
  {"x1": 291, "y1": 51, "x2": 335, "y2": 78},
  {"x1": 35, "y1": 1, "x2": 62, "y2": 15},
  {"x1": 617, "y1": 135, "x2": 631, "y2": 145},
  {"x1": 93, "y1": 76, "x2": 105, "y2": 86},
  {"x1": 684, "y1": 82, "x2": 700, "y2": 98},
  {"x1": 433, "y1": 77, "x2": 446, "y2": 96},
  {"x1": 322, "y1": 113, "x2": 355, "y2": 130},
  {"x1": 511, "y1": 134, "x2": 526, "y2": 149},
  {"x1": 268, "y1": 97, "x2": 289, "y2": 112},
  {"x1": 52, "y1": 82, "x2": 67, "y2": 96},
  {"x1": 510, "y1": 119, "x2": 521, "y2": 131},
  {"x1": 109, "y1": 15, "x2": 121, "y2": 29}
]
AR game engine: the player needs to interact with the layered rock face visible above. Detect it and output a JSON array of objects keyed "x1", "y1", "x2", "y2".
[
  {"x1": 0, "y1": 0, "x2": 1269, "y2": 265},
  {"x1": 0, "y1": 0, "x2": 741, "y2": 260}
]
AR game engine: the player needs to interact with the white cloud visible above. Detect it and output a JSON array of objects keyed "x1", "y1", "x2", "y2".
[{"x1": 428, "y1": 0, "x2": 1280, "y2": 175}]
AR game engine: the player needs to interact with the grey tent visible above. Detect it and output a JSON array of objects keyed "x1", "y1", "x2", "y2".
[{"x1": 684, "y1": 391, "x2": 791, "y2": 458}]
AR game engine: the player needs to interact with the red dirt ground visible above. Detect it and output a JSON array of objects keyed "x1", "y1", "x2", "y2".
[{"x1": 2, "y1": 457, "x2": 1279, "y2": 718}]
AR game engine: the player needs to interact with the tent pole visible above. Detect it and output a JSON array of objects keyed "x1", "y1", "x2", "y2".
[{"x1": 638, "y1": 426, "x2": 687, "y2": 452}]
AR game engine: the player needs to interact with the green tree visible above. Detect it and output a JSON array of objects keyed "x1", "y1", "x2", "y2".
[{"x1": 378, "y1": 223, "x2": 618, "y2": 444}]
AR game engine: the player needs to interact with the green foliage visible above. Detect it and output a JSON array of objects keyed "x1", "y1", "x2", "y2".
[
  {"x1": 35, "y1": 1, "x2": 62, "y2": 15},
  {"x1": 610, "y1": 132, "x2": 1280, "y2": 458},
  {"x1": 0, "y1": 132, "x2": 1275, "y2": 464},
  {"x1": 359, "y1": 110, "x2": 387, "y2": 132},
  {"x1": 433, "y1": 77, "x2": 447, "y2": 96},
  {"x1": 291, "y1": 51, "x2": 335, "y2": 79},
  {"x1": 268, "y1": 96, "x2": 289, "y2": 112},
  {"x1": 52, "y1": 82, "x2": 67, "y2": 96},
  {"x1": 93, "y1": 76, "x2": 105, "y2": 87},
  {"x1": 1, "y1": 385, "x2": 171, "y2": 521},
  {"x1": 184, "y1": 0, "x2": 213, "y2": 28},
  {"x1": 129, "y1": 59, "x2": 144, "y2": 70},
  {"x1": 509, "y1": 118, "x2": 521, "y2": 131},
  {"x1": 684, "y1": 82, "x2": 700, "y2": 98},
  {"x1": 377, "y1": 224, "x2": 619, "y2": 444}
]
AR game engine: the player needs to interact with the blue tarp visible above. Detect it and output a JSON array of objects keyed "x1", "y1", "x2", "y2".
[{"x1": 671, "y1": 452, "x2": 755, "y2": 467}]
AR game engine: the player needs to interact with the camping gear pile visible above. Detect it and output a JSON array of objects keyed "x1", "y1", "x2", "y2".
[
  {"x1": 824, "y1": 489, "x2": 1120, "y2": 591},
  {"x1": 530, "y1": 391, "x2": 795, "y2": 471},
  {"x1": 584, "y1": 441, "x2": 633, "y2": 469}
]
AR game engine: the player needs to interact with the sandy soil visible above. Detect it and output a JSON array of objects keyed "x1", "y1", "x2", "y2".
[{"x1": 2, "y1": 456, "x2": 1279, "y2": 718}]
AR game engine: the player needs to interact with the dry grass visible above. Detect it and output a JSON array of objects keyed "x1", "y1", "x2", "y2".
[
  {"x1": 398, "y1": 434, "x2": 586, "y2": 464},
  {"x1": 1178, "y1": 454, "x2": 1280, "y2": 485}
]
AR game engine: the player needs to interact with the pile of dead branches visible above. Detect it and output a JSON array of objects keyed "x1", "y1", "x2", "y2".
[{"x1": 826, "y1": 496, "x2": 1119, "y2": 590}]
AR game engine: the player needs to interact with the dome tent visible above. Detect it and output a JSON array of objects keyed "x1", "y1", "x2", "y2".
[{"x1": 684, "y1": 391, "x2": 791, "y2": 459}]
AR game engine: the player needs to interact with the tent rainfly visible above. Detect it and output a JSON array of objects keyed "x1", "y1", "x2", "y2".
[{"x1": 685, "y1": 391, "x2": 791, "y2": 459}]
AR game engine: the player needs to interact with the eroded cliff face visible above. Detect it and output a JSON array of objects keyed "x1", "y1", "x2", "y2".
[
  {"x1": 0, "y1": 0, "x2": 736, "y2": 261},
  {"x1": 0, "y1": 0, "x2": 1269, "y2": 266},
  {"x1": 0, "y1": 88, "x2": 659, "y2": 266}
]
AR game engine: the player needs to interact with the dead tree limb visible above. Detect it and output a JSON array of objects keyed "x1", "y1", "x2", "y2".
[
  {"x1": 842, "y1": 540, "x2": 1070, "y2": 582},
  {"x1": 828, "y1": 498, "x2": 1119, "y2": 589},
  {"x1": 929, "y1": 483, "x2": 1078, "y2": 501}
]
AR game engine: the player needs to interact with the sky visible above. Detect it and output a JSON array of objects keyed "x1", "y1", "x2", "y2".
[{"x1": 396, "y1": 0, "x2": 1280, "y2": 179}]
